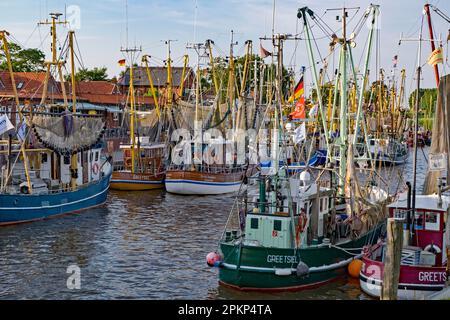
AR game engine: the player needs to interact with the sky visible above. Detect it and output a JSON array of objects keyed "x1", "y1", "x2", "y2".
[{"x1": 0, "y1": 0, "x2": 449, "y2": 97}]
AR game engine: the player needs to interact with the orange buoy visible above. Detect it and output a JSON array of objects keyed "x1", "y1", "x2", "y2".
[{"x1": 348, "y1": 259, "x2": 363, "y2": 278}]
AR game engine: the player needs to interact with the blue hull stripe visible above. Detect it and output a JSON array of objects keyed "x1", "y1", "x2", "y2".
[
  {"x1": 0, "y1": 173, "x2": 111, "y2": 224},
  {"x1": 165, "y1": 179, "x2": 241, "y2": 186}
]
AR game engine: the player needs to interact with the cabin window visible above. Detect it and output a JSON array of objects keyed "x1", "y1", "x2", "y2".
[
  {"x1": 90, "y1": 152, "x2": 93, "y2": 162},
  {"x1": 394, "y1": 209, "x2": 408, "y2": 220},
  {"x1": 95, "y1": 151, "x2": 99, "y2": 161},
  {"x1": 63, "y1": 155, "x2": 70, "y2": 165},
  {"x1": 414, "y1": 212, "x2": 424, "y2": 230},
  {"x1": 370, "y1": 140, "x2": 375, "y2": 146},
  {"x1": 41, "y1": 153, "x2": 48, "y2": 163},
  {"x1": 319, "y1": 198, "x2": 323, "y2": 212},
  {"x1": 250, "y1": 218, "x2": 258, "y2": 229},
  {"x1": 425, "y1": 212, "x2": 440, "y2": 231},
  {"x1": 273, "y1": 220, "x2": 282, "y2": 231}
]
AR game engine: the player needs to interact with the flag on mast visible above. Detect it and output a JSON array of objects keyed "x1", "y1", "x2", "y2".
[
  {"x1": 0, "y1": 114, "x2": 14, "y2": 136},
  {"x1": 392, "y1": 55, "x2": 398, "y2": 68},
  {"x1": 427, "y1": 47, "x2": 443, "y2": 66},
  {"x1": 289, "y1": 97, "x2": 306, "y2": 119},
  {"x1": 260, "y1": 44, "x2": 271, "y2": 59},
  {"x1": 118, "y1": 59, "x2": 126, "y2": 67},
  {"x1": 293, "y1": 123, "x2": 306, "y2": 144},
  {"x1": 287, "y1": 75, "x2": 304, "y2": 103}
]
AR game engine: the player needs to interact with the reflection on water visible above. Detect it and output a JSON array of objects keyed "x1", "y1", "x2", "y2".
[{"x1": 0, "y1": 148, "x2": 429, "y2": 299}]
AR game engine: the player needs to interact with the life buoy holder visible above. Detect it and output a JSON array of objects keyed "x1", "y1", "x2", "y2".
[
  {"x1": 295, "y1": 212, "x2": 308, "y2": 246},
  {"x1": 92, "y1": 162, "x2": 100, "y2": 175},
  {"x1": 20, "y1": 185, "x2": 30, "y2": 194},
  {"x1": 424, "y1": 244, "x2": 441, "y2": 254}
]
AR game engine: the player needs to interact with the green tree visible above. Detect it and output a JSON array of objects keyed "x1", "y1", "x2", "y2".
[
  {"x1": 0, "y1": 43, "x2": 45, "y2": 72},
  {"x1": 74, "y1": 67, "x2": 109, "y2": 81}
]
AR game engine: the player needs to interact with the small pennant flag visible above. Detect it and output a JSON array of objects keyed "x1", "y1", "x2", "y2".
[
  {"x1": 287, "y1": 75, "x2": 304, "y2": 103},
  {"x1": 427, "y1": 47, "x2": 443, "y2": 66},
  {"x1": 392, "y1": 55, "x2": 398, "y2": 68},
  {"x1": 0, "y1": 114, "x2": 14, "y2": 136},
  {"x1": 17, "y1": 121, "x2": 27, "y2": 142},
  {"x1": 260, "y1": 44, "x2": 271, "y2": 59},
  {"x1": 308, "y1": 104, "x2": 319, "y2": 118},
  {"x1": 118, "y1": 59, "x2": 126, "y2": 67},
  {"x1": 293, "y1": 123, "x2": 306, "y2": 144}
]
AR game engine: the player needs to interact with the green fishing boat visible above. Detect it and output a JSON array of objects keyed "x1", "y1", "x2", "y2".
[{"x1": 207, "y1": 4, "x2": 393, "y2": 292}]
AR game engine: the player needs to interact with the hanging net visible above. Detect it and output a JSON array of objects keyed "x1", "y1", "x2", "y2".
[{"x1": 31, "y1": 111, "x2": 106, "y2": 155}]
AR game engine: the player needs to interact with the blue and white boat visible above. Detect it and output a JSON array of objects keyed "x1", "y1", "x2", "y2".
[
  {"x1": 0, "y1": 15, "x2": 112, "y2": 225},
  {"x1": 0, "y1": 148, "x2": 112, "y2": 225}
]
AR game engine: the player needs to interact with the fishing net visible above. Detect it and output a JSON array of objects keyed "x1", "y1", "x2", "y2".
[
  {"x1": 31, "y1": 111, "x2": 106, "y2": 155},
  {"x1": 423, "y1": 74, "x2": 450, "y2": 195}
]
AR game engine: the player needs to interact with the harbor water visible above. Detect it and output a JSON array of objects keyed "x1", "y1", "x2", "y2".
[{"x1": 0, "y1": 148, "x2": 429, "y2": 299}]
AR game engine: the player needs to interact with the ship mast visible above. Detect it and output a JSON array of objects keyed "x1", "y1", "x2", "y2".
[
  {"x1": 121, "y1": 46, "x2": 142, "y2": 174},
  {"x1": 38, "y1": 13, "x2": 68, "y2": 107},
  {"x1": 68, "y1": 30, "x2": 78, "y2": 189},
  {"x1": 164, "y1": 39, "x2": 177, "y2": 106},
  {"x1": 424, "y1": 4, "x2": 440, "y2": 87},
  {"x1": 142, "y1": 55, "x2": 161, "y2": 119},
  {"x1": 0, "y1": 31, "x2": 32, "y2": 192}
]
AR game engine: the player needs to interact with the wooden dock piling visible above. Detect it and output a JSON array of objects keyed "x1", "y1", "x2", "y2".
[{"x1": 381, "y1": 218, "x2": 403, "y2": 300}]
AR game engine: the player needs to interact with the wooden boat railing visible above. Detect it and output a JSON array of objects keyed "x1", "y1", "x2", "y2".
[
  {"x1": 167, "y1": 164, "x2": 247, "y2": 174},
  {"x1": 2, "y1": 166, "x2": 109, "y2": 195}
]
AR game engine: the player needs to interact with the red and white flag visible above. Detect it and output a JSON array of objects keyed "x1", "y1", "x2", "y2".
[{"x1": 260, "y1": 44, "x2": 271, "y2": 59}]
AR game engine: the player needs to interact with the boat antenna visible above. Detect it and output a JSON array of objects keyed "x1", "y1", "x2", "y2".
[
  {"x1": 193, "y1": 0, "x2": 198, "y2": 43},
  {"x1": 399, "y1": 13, "x2": 427, "y2": 243},
  {"x1": 125, "y1": 0, "x2": 129, "y2": 48}
]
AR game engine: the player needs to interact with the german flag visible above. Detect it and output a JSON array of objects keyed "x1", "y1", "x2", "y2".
[
  {"x1": 118, "y1": 59, "x2": 126, "y2": 67},
  {"x1": 288, "y1": 75, "x2": 304, "y2": 103}
]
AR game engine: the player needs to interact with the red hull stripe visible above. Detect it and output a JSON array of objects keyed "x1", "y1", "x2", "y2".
[
  {"x1": 218, "y1": 275, "x2": 343, "y2": 293},
  {"x1": 359, "y1": 274, "x2": 444, "y2": 292}
]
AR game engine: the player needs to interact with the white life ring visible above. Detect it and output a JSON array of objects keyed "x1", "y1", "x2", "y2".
[
  {"x1": 92, "y1": 162, "x2": 100, "y2": 175},
  {"x1": 424, "y1": 244, "x2": 441, "y2": 254}
]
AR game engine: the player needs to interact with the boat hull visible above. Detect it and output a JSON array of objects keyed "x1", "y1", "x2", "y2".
[
  {"x1": 165, "y1": 169, "x2": 244, "y2": 195},
  {"x1": 360, "y1": 255, "x2": 447, "y2": 299},
  {"x1": 110, "y1": 171, "x2": 164, "y2": 191},
  {"x1": 0, "y1": 172, "x2": 112, "y2": 226},
  {"x1": 218, "y1": 222, "x2": 385, "y2": 292}
]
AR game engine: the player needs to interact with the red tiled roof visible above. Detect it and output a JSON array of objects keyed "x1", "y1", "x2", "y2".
[
  {"x1": 65, "y1": 80, "x2": 119, "y2": 95},
  {"x1": 0, "y1": 71, "x2": 60, "y2": 96},
  {"x1": 0, "y1": 72, "x2": 155, "y2": 106}
]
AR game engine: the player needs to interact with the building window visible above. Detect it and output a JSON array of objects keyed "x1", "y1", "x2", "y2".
[{"x1": 17, "y1": 82, "x2": 24, "y2": 89}]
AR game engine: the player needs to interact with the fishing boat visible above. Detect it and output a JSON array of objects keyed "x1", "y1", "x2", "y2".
[
  {"x1": 165, "y1": 36, "x2": 254, "y2": 195},
  {"x1": 110, "y1": 49, "x2": 166, "y2": 190},
  {"x1": 207, "y1": 5, "x2": 392, "y2": 291},
  {"x1": 0, "y1": 15, "x2": 112, "y2": 225},
  {"x1": 165, "y1": 138, "x2": 247, "y2": 195},
  {"x1": 367, "y1": 137, "x2": 408, "y2": 165},
  {"x1": 360, "y1": 70, "x2": 450, "y2": 299}
]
